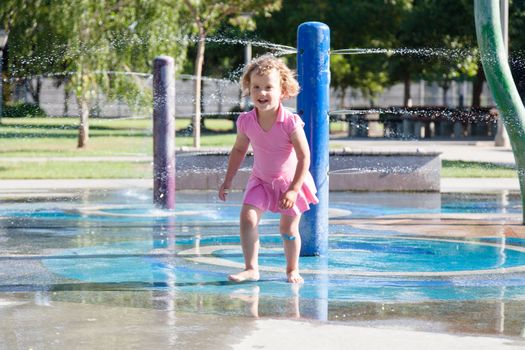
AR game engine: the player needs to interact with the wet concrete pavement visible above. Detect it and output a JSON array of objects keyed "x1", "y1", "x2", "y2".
[
  {"x1": 330, "y1": 138, "x2": 516, "y2": 166},
  {"x1": 1, "y1": 189, "x2": 525, "y2": 349},
  {"x1": 1, "y1": 294, "x2": 524, "y2": 349},
  {"x1": 1, "y1": 140, "x2": 524, "y2": 349}
]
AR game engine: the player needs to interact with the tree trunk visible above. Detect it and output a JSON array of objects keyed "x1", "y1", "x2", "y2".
[
  {"x1": 403, "y1": 71, "x2": 412, "y2": 107},
  {"x1": 77, "y1": 22, "x2": 91, "y2": 149},
  {"x1": 472, "y1": 63, "x2": 485, "y2": 108},
  {"x1": 64, "y1": 88, "x2": 70, "y2": 117},
  {"x1": 25, "y1": 77, "x2": 42, "y2": 104},
  {"x1": 339, "y1": 87, "x2": 346, "y2": 109},
  {"x1": 34, "y1": 77, "x2": 41, "y2": 104},
  {"x1": 1, "y1": 42, "x2": 12, "y2": 105},
  {"x1": 193, "y1": 28, "x2": 206, "y2": 148},
  {"x1": 78, "y1": 98, "x2": 89, "y2": 148},
  {"x1": 442, "y1": 81, "x2": 450, "y2": 106}
]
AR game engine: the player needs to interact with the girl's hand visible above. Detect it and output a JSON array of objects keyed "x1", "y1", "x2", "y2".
[
  {"x1": 280, "y1": 190, "x2": 298, "y2": 209},
  {"x1": 218, "y1": 182, "x2": 231, "y2": 201}
]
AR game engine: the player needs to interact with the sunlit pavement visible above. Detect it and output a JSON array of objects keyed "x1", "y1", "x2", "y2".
[
  {"x1": 1, "y1": 297, "x2": 524, "y2": 349},
  {"x1": 330, "y1": 138, "x2": 516, "y2": 165}
]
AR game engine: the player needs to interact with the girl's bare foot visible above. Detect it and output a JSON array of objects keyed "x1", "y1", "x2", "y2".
[
  {"x1": 287, "y1": 270, "x2": 303, "y2": 283},
  {"x1": 228, "y1": 269, "x2": 260, "y2": 282}
]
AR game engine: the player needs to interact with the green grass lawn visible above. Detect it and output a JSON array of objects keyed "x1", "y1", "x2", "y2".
[
  {"x1": 0, "y1": 117, "x2": 236, "y2": 157},
  {"x1": 0, "y1": 117, "x2": 518, "y2": 179},
  {"x1": 0, "y1": 117, "x2": 235, "y2": 178},
  {"x1": 441, "y1": 160, "x2": 517, "y2": 178},
  {"x1": 0, "y1": 161, "x2": 152, "y2": 179}
]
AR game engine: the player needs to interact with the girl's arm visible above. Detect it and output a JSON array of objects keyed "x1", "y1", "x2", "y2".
[
  {"x1": 218, "y1": 132, "x2": 250, "y2": 201},
  {"x1": 280, "y1": 127, "x2": 311, "y2": 209}
]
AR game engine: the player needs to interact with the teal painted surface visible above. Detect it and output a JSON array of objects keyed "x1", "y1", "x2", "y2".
[
  {"x1": 2, "y1": 190, "x2": 525, "y2": 304},
  {"x1": 41, "y1": 236, "x2": 525, "y2": 302},
  {"x1": 215, "y1": 237, "x2": 525, "y2": 272},
  {"x1": 475, "y1": 0, "x2": 525, "y2": 222}
]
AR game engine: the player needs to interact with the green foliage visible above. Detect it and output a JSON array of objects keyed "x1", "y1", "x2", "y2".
[
  {"x1": 0, "y1": 161, "x2": 152, "y2": 179},
  {"x1": 1, "y1": 101, "x2": 47, "y2": 118},
  {"x1": 0, "y1": 0, "x2": 193, "y2": 146},
  {"x1": 0, "y1": 0, "x2": 512, "y2": 115},
  {"x1": 393, "y1": 0, "x2": 479, "y2": 86},
  {"x1": 182, "y1": 0, "x2": 281, "y2": 35},
  {"x1": 254, "y1": 0, "x2": 411, "y2": 101},
  {"x1": 254, "y1": 0, "x2": 482, "y2": 104},
  {"x1": 52, "y1": 1, "x2": 190, "y2": 108},
  {"x1": 330, "y1": 54, "x2": 352, "y2": 101},
  {"x1": 510, "y1": 0, "x2": 525, "y2": 52},
  {"x1": 0, "y1": 1, "x2": 66, "y2": 77}
]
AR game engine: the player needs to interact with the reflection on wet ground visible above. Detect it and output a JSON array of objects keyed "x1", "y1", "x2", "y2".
[{"x1": 1, "y1": 189, "x2": 525, "y2": 347}]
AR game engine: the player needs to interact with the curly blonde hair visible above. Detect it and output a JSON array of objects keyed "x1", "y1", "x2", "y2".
[{"x1": 241, "y1": 54, "x2": 300, "y2": 99}]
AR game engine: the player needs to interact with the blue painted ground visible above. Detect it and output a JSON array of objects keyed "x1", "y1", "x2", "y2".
[
  {"x1": 2, "y1": 190, "x2": 524, "y2": 302},
  {"x1": 40, "y1": 234, "x2": 525, "y2": 302}
]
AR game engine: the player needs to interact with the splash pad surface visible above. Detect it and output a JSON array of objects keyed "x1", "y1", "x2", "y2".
[{"x1": 1, "y1": 188, "x2": 525, "y2": 338}]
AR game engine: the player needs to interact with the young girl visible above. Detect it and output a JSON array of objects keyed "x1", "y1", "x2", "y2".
[{"x1": 218, "y1": 55, "x2": 318, "y2": 284}]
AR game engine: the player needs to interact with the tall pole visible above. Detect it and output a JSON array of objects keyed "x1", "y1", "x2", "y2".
[
  {"x1": 495, "y1": 0, "x2": 511, "y2": 147},
  {"x1": 0, "y1": 30, "x2": 8, "y2": 125},
  {"x1": 153, "y1": 56, "x2": 176, "y2": 209},
  {"x1": 0, "y1": 49, "x2": 3, "y2": 124},
  {"x1": 475, "y1": 0, "x2": 525, "y2": 223},
  {"x1": 240, "y1": 12, "x2": 253, "y2": 111},
  {"x1": 242, "y1": 42, "x2": 252, "y2": 110},
  {"x1": 297, "y1": 22, "x2": 330, "y2": 256}
]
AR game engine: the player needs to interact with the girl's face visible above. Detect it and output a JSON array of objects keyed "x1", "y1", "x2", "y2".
[{"x1": 249, "y1": 69, "x2": 282, "y2": 114}]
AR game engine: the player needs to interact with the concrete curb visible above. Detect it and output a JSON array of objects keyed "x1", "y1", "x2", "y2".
[{"x1": 441, "y1": 177, "x2": 519, "y2": 192}]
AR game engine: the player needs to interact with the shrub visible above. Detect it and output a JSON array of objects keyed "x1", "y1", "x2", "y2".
[{"x1": 2, "y1": 101, "x2": 47, "y2": 118}]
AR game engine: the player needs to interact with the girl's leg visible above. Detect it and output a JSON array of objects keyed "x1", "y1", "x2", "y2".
[
  {"x1": 280, "y1": 213, "x2": 303, "y2": 283},
  {"x1": 228, "y1": 204, "x2": 263, "y2": 282}
]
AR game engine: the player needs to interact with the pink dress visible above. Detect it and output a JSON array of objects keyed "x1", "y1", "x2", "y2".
[{"x1": 236, "y1": 104, "x2": 319, "y2": 216}]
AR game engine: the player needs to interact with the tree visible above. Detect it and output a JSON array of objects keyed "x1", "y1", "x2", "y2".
[
  {"x1": 1, "y1": 1, "x2": 191, "y2": 148},
  {"x1": 509, "y1": 0, "x2": 525, "y2": 102},
  {"x1": 389, "y1": 0, "x2": 478, "y2": 107},
  {"x1": 0, "y1": 1, "x2": 68, "y2": 108},
  {"x1": 181, "y1": 0, "x2": 281, "y2": 148},
  {"x1": 54, "y1": 1, "x2": 190, "y2": 148},
  {"x1": 254, "y1": 0, "x2": 411, "y2": 105},
  {"x1": 330, "y1": 55, "x2": 352, "y2": 108}
]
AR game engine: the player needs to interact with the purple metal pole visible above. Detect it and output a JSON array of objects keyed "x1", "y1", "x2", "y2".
[{"x1": 153, "y1": 56, "x2": 176, "y2": 209}]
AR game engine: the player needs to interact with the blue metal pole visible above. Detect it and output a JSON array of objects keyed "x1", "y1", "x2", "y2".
[
  {"x1": 297, "y1": 22, "x2": 330, "y2": 256},
  {"x1": 153, "y1": 56, "x2": 176, "y2": 209}
]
